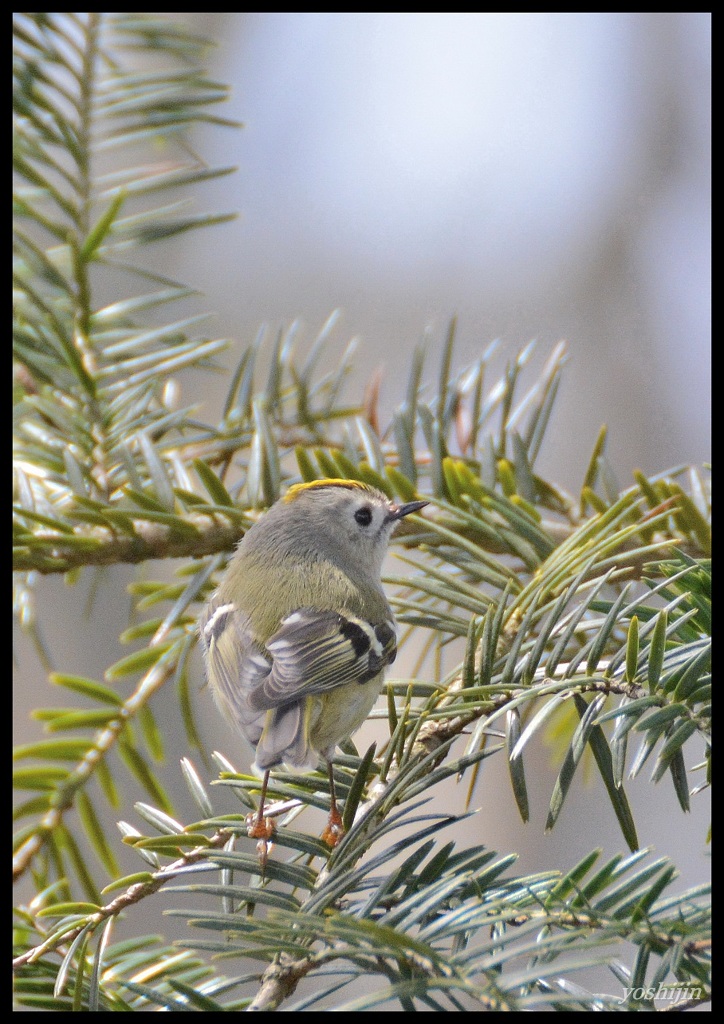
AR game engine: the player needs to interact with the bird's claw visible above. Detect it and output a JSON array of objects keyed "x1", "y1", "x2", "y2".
[
  {"x1": 246, "y1": 811, "x2": 276, "y2": 841},
  {"x1": 321, "y1": 806, "x2": 345, "y2": 848},
  {"x1": 247, "y1": 812, "x2": 276, "y2": 867}
]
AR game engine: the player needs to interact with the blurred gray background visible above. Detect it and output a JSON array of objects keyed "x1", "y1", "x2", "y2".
[
  {"x1": 189, "y1": 11, "x2": 710, "y2": 487},
  {"x1": 15, "y1": 12, "x2": 710, "y2": 998}
]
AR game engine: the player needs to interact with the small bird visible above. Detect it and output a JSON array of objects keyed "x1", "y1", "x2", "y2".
[{"x1": 199, "y1": 479, "x2": 427, "y2": 847}]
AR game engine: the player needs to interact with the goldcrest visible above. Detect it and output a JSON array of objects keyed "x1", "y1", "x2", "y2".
[{"x1": 199, "y1": 478, "x2": 427, "y2": 846}]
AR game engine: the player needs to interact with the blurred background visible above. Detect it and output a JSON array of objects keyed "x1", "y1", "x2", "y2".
[
  {"x1": 15, "y1": 11, "x2": 710, "y2": 988},
  {"x1": 188, "y1": 11, "x2": 710, "y2": 489}
]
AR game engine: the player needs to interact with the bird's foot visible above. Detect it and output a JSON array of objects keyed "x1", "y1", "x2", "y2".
[
  {"x1": 321, "y1": 805, "x2": 345, "y2": 848},
  {"x1": 247, "y1": 812, "x2": 276, "y2": 868},
  {"x1": 246, "y1": 811, "x2": 276, "y2": 842}
]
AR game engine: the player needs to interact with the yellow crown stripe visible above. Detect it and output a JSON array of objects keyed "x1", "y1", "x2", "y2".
[{"x1": 284, "y1": 478, "x2": 374, "y2": 503}]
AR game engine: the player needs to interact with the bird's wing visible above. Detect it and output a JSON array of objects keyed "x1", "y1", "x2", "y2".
[
  {"x1": 198, "y1": 595, "x2": 271, "y2": 743},
  {"x1": 248, "y1": 608, "x2": 397, "y2": 711}
]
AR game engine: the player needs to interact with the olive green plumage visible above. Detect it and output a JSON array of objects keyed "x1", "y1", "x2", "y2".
[{"x1": 199, "y1": 480, "x2": 427, "y2": 772}]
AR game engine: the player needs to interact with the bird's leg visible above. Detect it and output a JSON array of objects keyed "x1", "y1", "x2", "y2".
[
  {"x1": 246, "y1": 769, "x2": 276, "y2": 843},
  {"x1": 321, "y1": 758, "x2": 345, "y2": 847}
]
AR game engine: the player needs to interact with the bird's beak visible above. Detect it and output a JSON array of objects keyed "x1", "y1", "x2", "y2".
[{"x1": 388, "y1": 498, "x2": 428, "y2": 522}]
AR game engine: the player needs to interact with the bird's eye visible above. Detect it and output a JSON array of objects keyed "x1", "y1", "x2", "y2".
[{"x1": 354, "y1": 505, "x2": 373, "y2": 526}]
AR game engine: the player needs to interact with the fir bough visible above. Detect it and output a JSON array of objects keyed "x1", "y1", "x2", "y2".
[{"x1": 14, "y1": 13, "x2": 710, "y2": 1012}]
